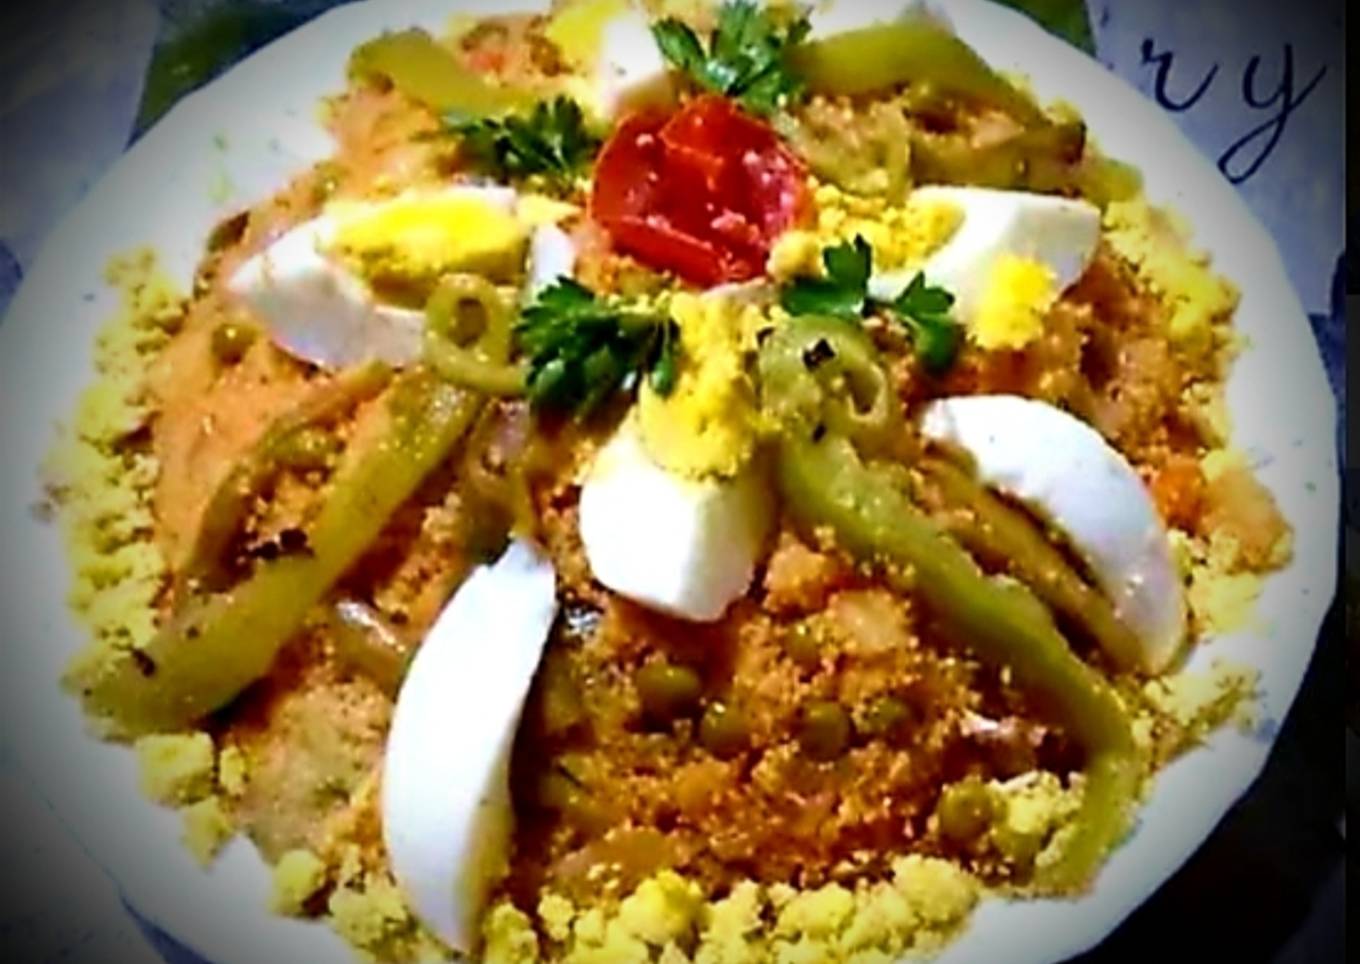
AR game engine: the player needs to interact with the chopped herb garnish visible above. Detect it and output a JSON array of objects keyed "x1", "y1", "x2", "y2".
[
  {"x1": 889, "y1": 271, "x2": 961, "y2": 373},
  {"x1": 779, "y1": 235, "x2": 962, "y2": 372},
  {"x1": 446, "y1": 96, "x2": 600, "y2": 186},
  {"x1": 652, "y1": 1, "x2": 811, "y2": 115},
  {"x1": 515, "y1": 279, "x2": 680, "y2": 416},
  {"x1": 780, "y1": 236, "x2": 871, "y2": 321}
]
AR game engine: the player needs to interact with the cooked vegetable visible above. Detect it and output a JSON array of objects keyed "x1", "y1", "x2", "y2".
[
  {"x1": 349, "y1": 28, "x2": 533, "y2": 115},
  {"x1": 423, "y1": 273, "x2": 525, "y2": 396},
  {"x1": 327, "y1": 598, "x2": 412, "y2": 696},
  {"x1": 758, "y1": 316, "x2": 901, "y2": 457},
  {"x1": 514, "y1": 278, "x2": 677, "y2": 415},
  {"x1": 798, "y1": 700, "x2": 851, "y2": 761},
  {"x1": 782, "y1": 622, "x2": 823, "y2": 667},
  {"x1": 590, "y1": 95, "x2": 808, "y2": 285},
  {"x1": 778, "y1": 237, "x2": 961, "y2": 373},
  {"x1": 652, "y1": 0, "x2": 811, "y2": 116},
  {"x1": 698, "y1": 700, "x2": 748, "y2": 759},
  {"x1": 274, "y1": 425, "x2": 343, "y2": 472},
  {"x1": 914, "y1": 456, "x2": 1145, "y2": 673},
  {"x1": 181, "y1": 361, "x2": 393, "y2": 592},
  {"x1": 636, "y1": 662, "x2": 703, "y2": 722},
  {"x1": 210, "y1": 320, "x2": 256, "y2": 365},
  {"x1": 758, "y1": 321, "x2": 1139, "y2": 892},
  {"x1": 936, "y1": 776, "x2": 997, "y2": 844},
  {"x1": 857, "y1": 694, "x2": 915, "y2": 742},
  {"x1": 447, "y1": 96, "x2": 600, "y2": 187},
  {"x1": 776, "y1": 100, "x2": 912, "y2": 197},
  {"x1": 69, "y1": 370, "x2": 483, "y2": 736},
  {"x1": 910, "y1": 121, "x2": 1086, "y2": 193},
  {"x1": 789, "y1": 19, "x2": 1045, "y2": 127}
]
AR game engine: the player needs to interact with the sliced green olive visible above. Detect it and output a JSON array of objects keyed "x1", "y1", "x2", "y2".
[
  {"x1": 936, "y1": 776, "x2": 997, "y2": 844},
  {"x1": 698, "y1": 701, "x2": 748, "y2": 760},
  {"x1": 636, "y1": 661, "x2": 702, "y2": 722}
]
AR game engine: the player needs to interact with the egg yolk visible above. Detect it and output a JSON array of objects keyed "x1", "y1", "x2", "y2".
[
  {"x1": 329, "y1": 194, "x2": 528, "y2": 292},
  {"x1": 971, "y1": 254, "x2": 1056, "y2": 350},
  {"x1": 638, "y1": 293, "x2": 765, "y2": 480}
]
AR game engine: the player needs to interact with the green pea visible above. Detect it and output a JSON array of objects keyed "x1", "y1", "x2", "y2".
[
  {"x1": 936, "y1": 777, "x2": 997, "y2": 844},
  {"x1": 858, "y1": 694, "x2": 916, "y2": 741},
  {"x1": 992, "y1": 821, "x2": 1043, "y2": 868},
  {"x1": 636, "y1": 661, "x2": 702, "y2": 721},
  {"x1": 782, "y1": 622, "x2": 822, "y2": 667},
  {"x1": 698, "y1": 701, "x2": 748, "y2": 759},
  {"x1": 276, "y1": 426, "x2": 341, "y2": 472},
  {"x1": 798, "y1": 700, "x2": 850, "y2": 761},
  {"x1": 211, "y1": 321, "x2": 256, "y2": 365}
]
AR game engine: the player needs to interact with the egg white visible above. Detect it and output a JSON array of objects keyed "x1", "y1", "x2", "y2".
[{"x1": 382, "y1": 540, "x2": 557, "y2": 953}]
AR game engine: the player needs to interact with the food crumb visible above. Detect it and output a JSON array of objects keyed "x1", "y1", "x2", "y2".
[
  {"x1": 134, "y1": 732, "x2": 215, "y2": 805},
  {"x1": 271, "y1": 849, "x2": 328, "y2": 916},
  {"x1": 1102, "y1": 198, "x2": 1238, "y2": 351},
  {"x1": 484, "y1": 902, "x2": 540, "y2": 964},
  {"x1": 217, "y1": 744, "x2": 248, "y2": 797},
  {"x1": 180, "y1": 795, "x2": 234, "y2": 866}
]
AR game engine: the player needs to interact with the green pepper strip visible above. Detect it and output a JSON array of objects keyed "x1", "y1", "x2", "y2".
[
  {"x1": 910, "y1": 121, "x2": 1087, "y2": 193},
  {"x1": 758, "y1": 322, "x2": 1138, "y2": 892},
  {"x1": 789, "y1": 19, "x2": 1047, "y2": 128},
  {"x1": 71, "y1": 371, "x2": 483, "y2": 736},
  {"x1": 181, "y1": 361, "x2": 393, "y2": 593},
  {"x1": 915, "y1": 456, "x2": 1146, "y2": 674},
  {"x1": 423, "y1": 273, "x2": 526, "y2": 396},
  {"x1": 348, "y1": 29, "x2": 534, "y2": 116}
]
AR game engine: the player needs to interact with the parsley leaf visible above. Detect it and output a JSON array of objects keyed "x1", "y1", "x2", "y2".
[
  {"x1": 446, "y1": 97, "x2": 600, "y2": 186},
  {"x1": 652, "y1": 1, "x2": 811, "y2": 115},
  {"x1": 778, "y1": 236, "x2": 962, "y2": 372},
  {"x1": 515, "y1": 279, "x2": 680, "y2": 415},
  {"x1": 780, "y1": 236, "x2": 871, "y2": 321},
  {"x1": 889, "y1": 272, "x2": 961, "y2": 373}
]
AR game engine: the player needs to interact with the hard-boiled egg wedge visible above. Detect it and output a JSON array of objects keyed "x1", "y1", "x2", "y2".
[
  {"x1": 546, "y1": 0, "x2": 674, "y2": 123},
  {"x1": 578, "y1": 416, "x2": 772, "y2": 622},
  {"x1": 526, "y1": 222, "x2": 578, "y2": 298},
  {"x1": 226, "y1": 211, "x2": 427, "y2": 369},
  {"x1": 920, "y1": 394, "x2": 1186, "y2": 673},
  {"x1": 382, "y1": 539, "x2": 557, "y2": 954},
  {"x1": 869, "y1": 186, "x2": 1099, "y2": 346},
  {"x1": 228, "y1": 186, "x2": 576, "y2": 369}
]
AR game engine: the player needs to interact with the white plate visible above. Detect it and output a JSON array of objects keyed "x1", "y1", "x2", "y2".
[{"x1": 0, "y1": 1, "x2": 1337, "y2": 961}]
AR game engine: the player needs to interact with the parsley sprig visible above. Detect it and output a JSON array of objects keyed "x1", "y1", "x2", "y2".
[
  {"x1": 515, "y1": 279, "x2": 679, "y2": 415},
  {"x1": 652, "y1": 1, "x2": 811, "y2": 115},
  {"x1": 446, "y1": 97, "x2": 600, "y2": 187},
  {"x1": 780, "y1": 237, "x2": 962, "y2": 373}
]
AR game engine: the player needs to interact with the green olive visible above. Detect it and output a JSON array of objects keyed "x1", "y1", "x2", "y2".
[
  {"x1": 211, "y1": 321, "x2": 257, "y2": 365},
  {"x1": 636, "y1": 661, "x2": 702, "y2": 721},
  {"x1": 857, "y1": 694, "x2": 916, "y2": 742},
  {"x1": 698, "y1": 701, "x2": 748, "y2": 759},
  {"x1": 936, "y1": 776, "x2": 997, "y2": 845},
  {"x1": 782, "y1": 622, "x2": 822, "y2": 667},
  {"x1": 276, "y1": 426, "x2": 341, "y2": 472},
  {"x1": 798, "y1": 700, "x2": 851, "y2": 761}
]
